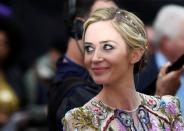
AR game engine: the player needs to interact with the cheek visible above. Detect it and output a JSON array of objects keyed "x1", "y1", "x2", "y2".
[
  {"x1": 115, "y1": 54, "x2": 131, "y2": 71},
  {"x1": 172, "y1": 40, "x2": 184, "y2": 54},
  {"x1": 176, "y1": 43, "x2": 184, "y2": 57},
  {"x1": 84, "y1": 55, "x2": 91, "y2": 69},
  {"x1": 178, "y1": 40, "x2": 184, "y2": 49}
]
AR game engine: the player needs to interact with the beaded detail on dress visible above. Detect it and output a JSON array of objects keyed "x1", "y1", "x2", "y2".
[{"x1": 62, "y1": 93, "x2": 184, "y2": 131}]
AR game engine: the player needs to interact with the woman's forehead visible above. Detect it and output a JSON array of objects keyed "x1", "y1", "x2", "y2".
[{"x1": 84, "y1": 21, "x2": 126, "y2": 45}]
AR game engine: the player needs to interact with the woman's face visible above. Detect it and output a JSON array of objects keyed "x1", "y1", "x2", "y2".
[{"x1": 84, "y1": 21, "x2": 133, "y2": 85}]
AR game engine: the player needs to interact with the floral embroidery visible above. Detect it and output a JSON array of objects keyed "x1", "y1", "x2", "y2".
[
  {"x1": 148, "y1": 99, "x2": 156, "y2": 106},
  {"x1": 114, "y1": 109, "x2": 134, "y2": 128},
  {"x1": 137, "y1": 106, "x2": 150, "y2": 130},
  {"x1": 91, "y1": 100, "x2": 109, "y2": 119},
  {"x1": 72, "y1": 107, "x2": 98, "y2": 130},
  {"x1": 62, "y1": 94, "x2": 184, "y2": 131},
  {"x1": 150, "y1": 118, "x2": 159, "y2": 131},
  {"x1": 159, "y1": 100, "x2": 166, "y2": 108},
  {"x1": 140, "y1": 94, "x2": 160, "y2": 111},
  {"x1": 90, "y1": 100, "x2": 109, "y2": 128},
  {"x1": 175, "y1": 121, "x2": 184, "y2": 131},
  {"x1": 166, "y1": 102, "x2": 177, "y2": 115}
]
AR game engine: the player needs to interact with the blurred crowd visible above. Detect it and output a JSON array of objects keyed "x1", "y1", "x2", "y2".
[{"x1": 0, "y1": 0, "x2": 184, "y2": 131}]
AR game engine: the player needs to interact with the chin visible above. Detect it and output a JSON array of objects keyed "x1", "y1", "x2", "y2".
[{"x1": 92, "y1": 77, "x2": 110, "y2": 85}]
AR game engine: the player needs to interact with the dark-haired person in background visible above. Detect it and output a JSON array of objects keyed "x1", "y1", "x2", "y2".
[{"x1": 48, "y1": 0, "x2": 119, "y2": 130}]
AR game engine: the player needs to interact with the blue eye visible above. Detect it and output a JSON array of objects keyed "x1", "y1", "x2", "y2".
[
  {"x1": 84, "y1": 45, "x2": 94, "y2": 53},
  {"x1": 103, "y1": 44, "x2": 114, "y2": 50}
]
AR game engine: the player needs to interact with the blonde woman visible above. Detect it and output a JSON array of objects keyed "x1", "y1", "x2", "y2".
[{"x1": 62, "y1": 8, "x2": 184, "y2": 131}]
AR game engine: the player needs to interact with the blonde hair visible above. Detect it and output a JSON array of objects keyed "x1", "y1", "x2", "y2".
[
  {"x1": 83, "y1": 8, "x2": 148, "y2": 73},
  {"x1": 83, "y1": 8, "x2": 148, "y2": 50}
]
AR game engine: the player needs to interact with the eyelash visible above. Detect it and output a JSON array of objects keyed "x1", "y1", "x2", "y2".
[
  {"x1": 103, "y1": 44, "x2": 114, "y2": 50},
  {"x1": 84, "y1": 45, "x2": 94, "y2": 53},
  {"x1": 84, "y1": 44, "x2": 114, "y2": 54}
]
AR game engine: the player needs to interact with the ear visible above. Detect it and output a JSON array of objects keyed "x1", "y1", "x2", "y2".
[{"x1": 130, "y1": 49, "x2": 144, "y2": 64}]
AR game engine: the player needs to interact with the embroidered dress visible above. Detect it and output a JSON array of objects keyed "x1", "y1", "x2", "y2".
[{"x1": 62, "y1": 93, "x2": 184, "y2": 131}]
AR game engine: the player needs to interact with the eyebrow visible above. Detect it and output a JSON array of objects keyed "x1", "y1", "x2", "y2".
[
  {"x1": 84, "y1": 40, "x2": 118, "y2": 45},
  {"x1": 84, "y1": 42, "x2": 92, "y2": 45}
]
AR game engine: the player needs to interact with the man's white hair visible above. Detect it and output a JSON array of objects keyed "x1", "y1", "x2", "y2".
[{"x1": 153, "y1": 4, "x2": 184, "y2": 45}]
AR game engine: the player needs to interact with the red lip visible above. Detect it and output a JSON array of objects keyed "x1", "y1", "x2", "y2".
[{"x1": 91, "y1": 67, "x2": 109, "y2": 74}]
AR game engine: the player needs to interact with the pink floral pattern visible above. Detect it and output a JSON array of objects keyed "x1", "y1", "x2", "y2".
[
  {"x1": 166, "y1": 102, "x2": 177, "y2": 115},
  {"x1": 62, "y1": 93, "x2": 184, "y2": 131}
]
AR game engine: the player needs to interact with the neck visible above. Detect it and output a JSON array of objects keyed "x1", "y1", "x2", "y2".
[
  {"x1": 65, "y1": 38, "x2": 84, "y2": 67},
  {"x1": 97, "y1": 72, "x2": 141, "y2": 111}
]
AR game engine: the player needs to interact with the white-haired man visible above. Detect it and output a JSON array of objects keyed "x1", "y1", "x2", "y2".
[{"x1": 153, "y1": 4, "x2": 184, "y2": 117}]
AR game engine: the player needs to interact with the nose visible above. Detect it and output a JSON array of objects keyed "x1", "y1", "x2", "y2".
[{"x1": 92, "y1": 49, "x2": 103, "y2": 63}]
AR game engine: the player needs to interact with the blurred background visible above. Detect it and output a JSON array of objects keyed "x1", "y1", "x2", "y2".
[{"x1": 0, "y1": 0, "x2": 184, "y2": 131}]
